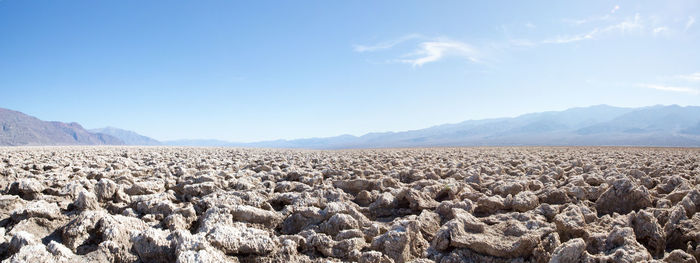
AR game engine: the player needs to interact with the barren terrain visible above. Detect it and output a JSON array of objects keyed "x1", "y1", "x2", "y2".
[{"x1": 0, "y1": 147, "x2": 699, "y2": 262}]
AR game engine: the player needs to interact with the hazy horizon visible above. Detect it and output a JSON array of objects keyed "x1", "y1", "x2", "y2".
[
  {"x1": 2, "y1": 1, "x2": 699, "y2": 142},
  {"x1": 100, "y1": 103, "x2": 700, "y2": 143}
]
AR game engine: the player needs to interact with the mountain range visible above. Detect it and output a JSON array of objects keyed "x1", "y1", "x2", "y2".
[
  {"x1": 2, "y1": 105, "x2": 700, "y2": 148},
  {"x1": 0, "y1": 108, "x2": 123, "y2": 146},
  {"x1": 89, "y1": 127, "x2": 161, "y2": 146}
]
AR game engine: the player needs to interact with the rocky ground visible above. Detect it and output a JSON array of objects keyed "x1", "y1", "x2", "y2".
[{"x1": 0, "y1": 147, "x2": 699, "y2": 262}]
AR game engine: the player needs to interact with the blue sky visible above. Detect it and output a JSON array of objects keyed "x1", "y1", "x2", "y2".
[{"x1": 1, "y1": 1, "x2": 699, "y2": 142}]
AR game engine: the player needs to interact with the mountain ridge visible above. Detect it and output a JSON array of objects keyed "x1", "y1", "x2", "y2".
[
  {"x1": 89, "y1": 127, "x2": 161, "y2": 146},
  {"x1": 3, "y1": 104, "x2": 700, "y2": 148},
  {"x1": 225, "y1": 104, "x2": 700, "y2": 148},
  {"x1": 0, "y1": 108, "x2": 124, "y2": 146}
]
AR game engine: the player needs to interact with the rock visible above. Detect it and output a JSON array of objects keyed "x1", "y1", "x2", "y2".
[
  {"x1": 206, "y1": 223, "x2": 277, "y2": 255},
  {"x1": 629, "y1": 210, "x2": 665, "y2": 257},
  {"x1": 6, "y1": 217, "x2": 65, "y2": 243},
  {"x1": 475, "y1": 195, "x2": 505, "y2": 214},
  {"x1": 11, "y1": 200, "x2": 62, "y2": 221},
  {"x1": 132, "y1": 228, "x2": 174, "y2": 263},
  {"x1": 9, "y1": 178, "x2": 44, "y2": 200},
  {"x1": 586, "y1": 226, "x2": 653, "y2": 262},
  {"x1": 331, "y1": 237, "x2": 367, "y2": 259},
  {"x1": 61, "y1": 211, "x2": 107, "y2": 251},
  {"x1": 533, "y1": 232, "x2": 560, "y2": 263},
  {"x1": 493, "y1": 181, "x2": 524, "y2": 197},
  {"x1": 0, "y1": 195, "x2": 27, "y2": 218},
  {"x1": 549, "y1": 238, "x2": 586, "y2": 263},
  {"x1": 320, "y1": 213, "x2": 359, "y2": 236},
  {"x1": 538, "y1": 188, "x2": 570, "y2": 205},
  {"x1": 396, "y1": 188, "x2": 439, "y2": 211},
  {"x1": 169, "y1": 230, "x2": 232, "y2": 263},
  {"x1": 73, "y1": 190, "x2": 100, "y2": 211},
  {"x1": 95, "y1": 179, "x2": 118, "y2": 201},
  {"x1": 666, "y1": 212, "x2": 700, "y2": 252},
  {"x1": 8, "y1": 231, "x2": 40, "y2": 254},
  {"x1": 663, "y1": 249, "x2": 697, "y2": 263},
  {"x1": 369, "y1": 192, "x2": 397, "y2": 218},
  {"x1": 46, "y1": 240, "x2": 75, "y2": 258},
  {"x1": 595, "y1": 178, "x2": 653, "y2": 216},
  {"x1": 125, "y1": 180, "x2": 165, "y2": 196},
  {"x1": 432, "y1": 209, "x2": 553, "y2": 258},
  {"x1": 132, "y1": 192, "x2": 178, "y2": 217},
  {"x1": 164, "y1": 214, "x2": 190, "y2": 231},
  {"x1": 553, "y1": 205, "x2": 586, "y2": 241},
  {"x1": 371, "y1": 220, "x2": 428, "y2": 263},
  {"x1": 436, "y1": 200, "x2": 475, "y2": 221},
  {"x1": 359, "y1": 251, "x2": 394, "y2": 263},
  {"x1": 281, "y1": 207, "x2": 324, "y2": 234},
  {"x1": 229, "y1": 205, "x2": 282, "y2": 228},
  {"x1": 2, "y1": 244, "x2": 55, "y2": 263},
  {"x1": 512, "y1": 191, "x2": 539, "y2": 212},
  {"x1": 415, "y1": 210, "x2": 441, "y2": 240}
]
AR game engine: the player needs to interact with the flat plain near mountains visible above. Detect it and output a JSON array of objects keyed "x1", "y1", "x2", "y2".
[{"x1": 0, "y1": 147, "x2": 699, "y2": 263}]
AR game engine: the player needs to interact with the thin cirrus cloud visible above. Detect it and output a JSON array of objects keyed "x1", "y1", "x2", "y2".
[
  {"x1": 400, "y1": 40, "x2": 479, "y2": 67},
  {"x1": 640, "y1": 84, "x2": 700, "y2": 95},
  {"x1": 653, "y1": 26, "x2": 669, "y2": 35},
  {"x1": 610, "y1": 5, "x2": 620, "y2": 14},
  {"x1": 544, "y1": 13, "x2": 643, "y2": 44},
  {"x1": 354, "y1": 35, "x2": 479, "y2": 67},
  {"x1": 686, "y1": 16, "x2": 696, "y2": 31},
  {"x1": 352, "y1": 34, "x2": 423, "y2": 52},
  {"x1": 677, "y1": 72, "x2": 700, "y2": 82},
  {"x1": 562, "y1": 5, "x2": 618, "y2": 25},
  {"x1": 355, "y1": 6, "x2": 691, "y2": 67}
]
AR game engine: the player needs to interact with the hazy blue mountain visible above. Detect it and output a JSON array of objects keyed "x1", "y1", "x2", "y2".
[
  {"x1": 5, "y1": 104, "x2": 699, "y2": 148},
  {"x1": 227, "y1": 104, "x2": 700, "y2": 148},
  {"x1": 0, "y1": 107, "x2": 124, "y2": 146},
  {"x1": 163, "y1": 139, "x2": 236, "y2": 146},
  {"x1": 89, "y1": 127, "x2": 161, "y2": 146}
]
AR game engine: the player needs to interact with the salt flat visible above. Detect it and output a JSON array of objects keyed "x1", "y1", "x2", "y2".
[{"x1": 0, "y1": 146, "x2": 699, "y2": 262}]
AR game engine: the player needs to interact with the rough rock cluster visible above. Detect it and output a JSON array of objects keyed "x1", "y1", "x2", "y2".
[{"x1": 0, "y1": 146, "x2": 699, "y2": 262}]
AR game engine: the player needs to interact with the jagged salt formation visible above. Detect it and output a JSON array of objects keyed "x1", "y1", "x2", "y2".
[{"x1": 0, "y1": 146, "x2": 699, "y2": 263}]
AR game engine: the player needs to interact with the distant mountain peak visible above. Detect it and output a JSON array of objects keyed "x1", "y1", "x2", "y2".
[
  {"x1": 3, "y1": 104, "x2": 700, "y2": 148},
  {"x1": 0, "y1": 107, "x2": 124, "y2": 146},
  {"x1": 89, "y1": 127, "x2": 161, "y2": 146}
]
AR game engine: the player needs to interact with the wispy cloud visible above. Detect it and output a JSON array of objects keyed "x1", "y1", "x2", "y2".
[
  {"x1": 686, "y1": 16, "x2": 696, "y2": 31},
  {"x1": 601, "y1": 13, "x2": 644, "y2": 33},
  {"x1": 653, "y1": 26, "x2": 669, "y2": 35},
  {"x1": 676, "y1": 72, "x2": 700, "y2": 82},
  {"x1": 542, "y1": 30, "x2": 597, "y2": 44},
  {"x1": 545, "y1": 13, "x2": 644, "y2": 44},
  {"x1": 355, "y1": 36, "x2": 479, "y2": 67},
  {"x1": 353, "y1": 34, "x2": 423, "y2": 52},
  {"x1": 563, "y1": 5, "x2": 619, "y2": 25},
  {"x1": 564, "y1": 15, "x2": 612, "y2": 25},
  {"x1": 611, "y1": 5, "x2": 620, "y2": 14},
  {"x1": 508, "y1": 38, "x2": 537, "y2": 47},
  {"x1": 640, "y1": 84, "x2": 700, "y2": 95},
  {"x1": 399, "y1": 40, "x2": 479, "y2": 67}
]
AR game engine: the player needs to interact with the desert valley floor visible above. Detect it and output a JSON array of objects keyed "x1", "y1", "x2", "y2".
[{"x1": 0, "y1": 147, "x2": 699, "y2": 263}]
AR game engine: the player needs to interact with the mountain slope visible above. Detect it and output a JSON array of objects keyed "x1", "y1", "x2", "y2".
[
  {"x1": 0, "y1": 108, "x2": 124, "y2": 146},
  {"x1": 226, "y1": 104, "x2": 700, "y2": 148},
  {"x1": 90, "y1": 127, "x2": 161, "y2": 145},
  {"x1": 163, "y1": 139, "x2": 233, "y2": 146}
]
